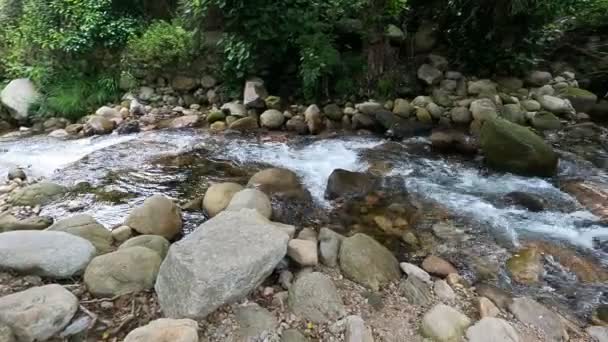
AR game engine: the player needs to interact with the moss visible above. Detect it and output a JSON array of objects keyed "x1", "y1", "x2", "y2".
[{"x1": 560, "y1": 86, "x2": 596, "y2": 98}]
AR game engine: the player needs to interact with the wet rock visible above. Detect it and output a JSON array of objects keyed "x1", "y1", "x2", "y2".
[
  {"x1": 248, "y1": 168, "x2": 306, "y2": 199},
  {"x1": 203, "y1": 182, "x2": 244, "y2": 217},
  {"x1": 537, "y1": 95, "x2": 575, "y2": 116},
  {"x1": 286, "y1": 116, "x2": 309, "y2": 134},
  {"x1": 261, "y1": 109, "x2": 285, "y2": 129},
  {"x1": 502, "y1": 104, "x2": 526, "y2": 125},
  {"x1": 112, "y1": 225, "x2": 133, "y2": 242},
  {"x1": 422, "y1": 255, "x2": 458, "y2": 277},
  {"x1": 84, "y1": 246, "x2": 161, "y2": 297},
  {"x1": 235, "y1": 303, "x2": 277, "y2": 339},
  {"x1": 0, "y1": 215, "x2": 53, "y2": 232},
  {"x1": 508, "y1": 297, "x2": 568, "y2": 341},
  {"x1": 477, "y1": 297, "x2": 500, "y2": 318},
  {"x1": 244, "y1": 78, "x2": 268, "y2": 109},
  {"x1": 229, "y1": 116, "x2": 259, "y2": 131},
  {"x1": 125, "y1": 195, "x2": 182, "y2": 240},
  {"x1": 47, "y1": 214, "x2": 113, "y2": 254},
  {"x1": 421, "y1": 304, "x2": 471, "y2": 342},
  {"x1": 560, "y1": 87, "x2": 598, "y2": 113},
  {"x1": 352, "y1": 113, "x2": 375, "y2": 130},
  {"x1": 470, "y1": 99, "x2": 498, "y2": 122},
  {"x1": 506, "y1": 247, "x2": 543, "y2": 285},
  {"x1": 116, "y1": 120, "x2": 140, "y2": 134},
  {"x1": 7, "y1": 167, "x2": 26, "y2": 181},
  {"x1": 345, "y1": 315, "x2": 374, "y2": 342},
  {"x1": 586, "y1": 326, "x2": 608, "y2": 342},
  {"x1": 400, "y1": 262, "x2": 432, "y2": 284},
  {"x1": 399, "y1": 275, "x2": 433, "y2": 306},
  {"x1": 156, "y1": 209, "x2": 289, "y2": 318},
  {"x1": 561, "y1": 181, "x2": 608, "y2": 222},
  {"x1": 526, "y1": 71, "x2": 552, "y2": 87},
  {"x1": 504, "y1": 192, "x2": 546, "y2": 212},
  {"x1": 0, "y1": 230, "x2": 95, "y2": 278},
  {"x1": 418, "y1": 64, "x2": 443, "y2": 85},
  {"x1": 319, "y1": 228, "x2": 344, "y2": 267},
  {"x1": 590, "y1": 100, "x2": 608, "y2": 120},
  {"x1": 206, "y1": 111, "x2": 225, "y2": 124},
  {"x1": 416, "y1": 107, "x2": 433, "y2": 123},
  {"x1": 339, "y1": 233, "x2": 401, "y2": 290},
  {"x1": 480, "y1": 118, "x2": 558, "y2": 177},
  {"x1": 288, "y1": 239, "x2": 318, "y2": 266},
  {"x1": 466, "y1": 317, "x2": 520, "y2": 342},
  {"x1": 226, "y1": 188, "x2": 272, "y2": 219},
  {"x1": 531, "y1": 111, "x2": 561, "y2": 131},
  {"x1": 594, "y1": 305, "x2": 608, "y2": 326},
  {"x1": 48, "y1": 129, "x2": 68, "y2": 138},
  {"x1": 221, "y1": 102, "x2": 247, "y2": 117},
  {"x1": 124, "y1": 318, "x2": 199, "y2": 342},
  {"x1": 84, "y1": 116, "x2": 115, "y2": 135},
  {"x1": 119, "y1": 235, "x2": 170, "y2": 259},
  {"x1": 289, "y1": 272, "x2": 345, "y2": 323},
  {"x1": 325, "y1": 169, "x2": 377, "y2": 200},
  {"x1": 95, "y1": 106, "x2": 123, "y2": 125},
  {"x1": 497, "y1": 77, "x2": 524, "y2": 92},
  {"x1": 0, "y1": 284, "x2": 78, "y2": 342},
  {"x1": 434, "y1": 280, "x2": 456, "y2": 302},
  {"x1": 9, "y1": 182, "x2": 67, "y2": 206},
  {"x1": 430, "y1": 129, "x2": 478, "y2": 155},
  {"x1": 1, "y1": 78, "x2": 40, "y2": 121},
  {"x1": 475, "y1": 284, "x2": 513, "y2": 310}
]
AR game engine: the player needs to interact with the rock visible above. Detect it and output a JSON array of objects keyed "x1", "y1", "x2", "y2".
[
  {"x1": 125, "y1": 195, "x2": 182, "y2": 240},
  {"x1": 324, "y1": 104, "x2": 343, "y2": 121},
  {"x1": 46, "y1": 214, "x2": 112, "y2": 255},
  {"x1": 116, "y1": 120, "x2": 140, "y2": 134},
  {"x1": 119, "y1": 235, "x2": 170, "y2": 259},
  {"x1": 95, "y1": 106, "x2": 122, "y2": 125},
  {"x1": 352, "y1": 113, "x2": 375, "y2": 129},
  {"x1": 84, "y1": 246, "x2": 161, "y2": 297},
  {"x1": 477, "y1": 297, "x2": 501, "y2": 318},
  {"x1": 0, "y1": 215, "x2": 53, "y2": 232},
  {"x1": 155, "y1": 209, "x2": 289, "y2": 318},
  {"x1": 470, "y1": 99, "x2": 498, "y2": 122},
  {"x1": 468, "y1": 79, "x2": 497, "y2": 95},
  {"x1": 0, "y1": 284, "x2": 78, "y2": 342},
  {"x1": 506, "y1": 247, "x2": 544, "y2": 284},
  {"x1": 282, "y1": 329, "x2": 308, "y2": 342},
  {"x1": 0, "y1": 79, "x2": 39, "y2": 121},
  {"x1": 356, "y1": 101, "x2": 383, "y2": 115},
  {"x1": 325, "y1": 169, "x2": 376, "y2": 200},
  {"x1": 235, "y1": 304, "x2": 277, "y2": 339},
  {"x1": 226, "y1": 189, "x2": 272, "y2": 219},
  {"x1": 560, "y1": 86, "x2": 598, "y2": 113},
  {"x1": 480, "y1": 118, "x2": 558, "y2": 176},
  {"x1": 497, "y1": 77, "x2": 524, "y2": 92},
  {"x1": 393, "y1": 99, "x2": 413, "y2": 118},
  {"x1": 84, "y1": 116, "x2": 115, "y2": 135},
  {"x1": 221, "y1": 102, "x2": 247, "y2": 117},
  {"x1": 7, "y1": 167, "x2": 26, "y2": 181},
  {"x1": 466, "y1": 317, "x2": 520, "y2": 342},
  {"x1": 0, "y1": 230, "x2": 95, "y2": 278},
  {"x1": 508, "y1": 297, "x2": 567, "y2": 341},
  {"x1": 48, "y1": 129, "x2": 68, "y2": 138},
  {"x1": 170, "y1": 115, "x2": 200, "y2": 128},
  {"x1": 400, "y1": 262, "x2": 432, "y2": 284},
  {"x1": 531, "y1": 111, "x2": 561, "y2": 131},
  {"x1": 112, "y1": 225, "x2": 133, "y2": 242},
  {"x1": 247, "y1": 168, "x2": 305, "y2": 199},
  {"x1": 65, "y1": 123, "x2": 84, "y2": 135},
  {"x1": 526, "y1": 71, "x2": 552, "y2": 87},
  {"x1": 206, "y1": 111, "x2": 225, "y2": 124},
  {"x1": 448, "y1": 107, "x2": 470, "y2": 125},
  {"x1": 288, "y1": 239, "x2": 318, "y2": 266},
  {"x1": 591, "y1": 100, "x2": 608, "y2": 120},
  {"x1": 561, "y1": 181, "x2": 608, "y2": 223},
  {"x1": 286, "y1": 116, "x2": 309, "y2": 134},
  {"x1": 260, "y1": 109, "x2": 285, "y2": 129},
  {"x1": 416, "y1": 107, "x2": 433, "y2": 123},
  {"x1": 587, "y1": 326, "x2": 608, "y2": 342},
  {"x1": 422, "y1": 255, "x2": 457, "y2": 277},
  {"x1": 210, "y1": 121, "x2": 227, "y2": 132},
  {"x1": 386, "y1": 24, "x2": 405, "y2": 43},
  {"x1": 289, "y1": 272, "x2": 345, "y2": 323},
  {"x1": 476, "y1": 284, "x2": 513, "y2": 310},
  {"x1": 414, "y1": 21, "x2": 436, "y2": 52},
  {"x1": 339, "y1": 233, "x2": 401, "y2": 290},
  {"x1": 229, "y1": 116, "x2": 259, "y2": 131},
  {"x1": 430, "y1": 129, "x2": 479, "y2": 155},
  {"x1": 124, "y1": 318, "x2": 198, "y2": 342},
  {"x1": 418, "y1": 64, "x2": 443, "y2": 85},
  {"x1": 502, "y1": 104, "x2": 526, "y2": 125},
  {"x1": 594, "y1": 305, "x2": 608, "y2": 325},
  {"x1": 305, "y1": 105, "x2": 323, "y2": 134},
  {"x1": 171, "y1": 76, "x2": 198, "y2": 91},
  {"x1": 399, "y1": 275, "x2": 433, "y2": 306},
  {"x1": 434, "y1": 280, "x2": 456, "y2": 302},
  {"x1": 319, "y1": 228, "x2": 344, "y2": 267},
  {"x1": 264, "y1": 96, "x2": 282, "y2": 110},
  {"x1": 9, "y1": 182, "x2": 67, "y2": 206},
  {"x1": 428, "y1": 54, "x2": 448, "y2": 71},
  {"x1": 522, "y1": 100, "x2": 542, "y2": 111},
  {"x1": 421, "y1": 304, "x2": 471, "y2": 342},
  {"x1": 201, "y1": 75, "x2": 217, "y2": 88},
  {"x1": 203, "y1": 182, "x2": 244, "y2": 217},
  {"x1": 244, "y1": 78, "x2": 268, "y2": 109},
  {"x1": 344, "y1": 315, "x2": 374, "y2": 342},
  {"x1": 0, "y1": 323, "x2": 14, "y2": 342},
  {"x1": 537, "y1": 95, "x2": 575, "y2": 116}
]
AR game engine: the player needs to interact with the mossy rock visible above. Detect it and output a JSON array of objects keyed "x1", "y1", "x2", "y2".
[
  {"x1": 206, "y1": 111, "x2": 226, "y2": 123},
  {"x1": 480, "y1": 118, "x2": 558, "y2": 177},
  {"x1": 560, "y1": 87, "x2": 597, "y2": 113},
  {"x1": 506, "y1": 247, "x2": 543, "y2": 284},
  {"x1": 531, "y1": 112, "x2": 561, "y2": 131},
  {"x1": 9, "y1": 182, "x2": 67, "y2": 206}
]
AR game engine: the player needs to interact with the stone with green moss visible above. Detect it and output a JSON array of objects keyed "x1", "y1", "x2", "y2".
[
  {"x1": 506, "y1": 247, "x2": 542, "y2": 284},
  {"x1": 206, "y1": 111, "x2": 225, "y2": 123},
  {"x1": 264, "y1": 96, "x2": 282, "y2": 110},
  {"x1": 531, "y1": 112, "x2": 561, "y2": 131},
  {"x1": 560, "y1": 86, "x2": 598, "y2": 113}
]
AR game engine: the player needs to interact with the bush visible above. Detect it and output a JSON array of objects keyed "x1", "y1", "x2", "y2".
[{"x1": 123, "y1": 20, "x2": 194, "y2": 70}]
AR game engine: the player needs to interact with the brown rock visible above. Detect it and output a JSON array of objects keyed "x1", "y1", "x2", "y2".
[
  {"x1": 561, "y1": 181, "x2": 608, "y2": 223},
  {"x1": 422, "y1": 255, "x2": 458, "y2": 277},
  {"x1": 477, "y1": 297, "x2": 500, "y2": 318},
  {"x1": 506, "y1": 247, "x2": 543, "y2": 285}
]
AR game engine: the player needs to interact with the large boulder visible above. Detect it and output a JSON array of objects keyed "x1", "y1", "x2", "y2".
[
  {"x1": 325, "y1": 169, "x2": 377, "y2": 200},
  {"x1": 244, "y1": 78, "x2": 268, "y2": 109},
  {"x1": 0, "y1": 230, "x2": 95, "y2": 278},
  {"x1": 0, "y1": 79, "x2": 40, "y2": 121},
  {"x1": 124, "y1": 319, "x2": 199, "y2": 342},
  {"x1": 508, "y1": 297, "x2": 568, "y2": 341},
  {"x1": 84, "y1": 246, "x2": 161, "y2": 297},
  {"x1": 46, "y1": 214, "x2": 113, "y2": 254},
  {"x1": 155, "y1": 209, "x2": 290, "y2": 318},
  {"x1": 226, "y1": 189, "x2": 272, "y2": 219},
  {"x1": 289, "y1": 272, "x2": 345, "y2": 323},
  {"x1": 8, "y1": 182, "x2": 67, "y2": 206},
  {"x1": 125, "y1": 195, "x2": 182, "y2": 239},
  {"x1": 537, "y1": 95, "x2": 575, "y2": 116},
  {"x1": 221, "y1": 102, "x2": 247, "y2": 117},
  {"x1": 202, "y1": 182, "x2": 244, "y2": 217},
  {"x1": 0, "y1": 284, "x2": 78, "y2": 342},
  {"x1": 559, "y1": 87, "x2": 598, "y2": 113},
  {"x1": 339, "y1": 233, "x2": 401, "y2": 290},
  {"x1": 466, "y1": 318, "x2": 520, "y2": 342},
  {"x1": 531, "y1": 112, "x2": 561, "y2": 131},
  {"x1": 480, "y1": 118, "x2": 558, "y2": 177},
  {"x1": 421, "y1": 304, "x2": 471, "y2": 342},
  {"x1": 590, "y1": 100, "x2": 608, "y2": 120}
]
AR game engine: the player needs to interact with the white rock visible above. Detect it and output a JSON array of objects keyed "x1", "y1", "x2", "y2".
[
  {"x1": 434, "y1": 280, "x2": 456, "y2": 302},
  {"x1": 1, "y1": 79, "x2": 40, "y2": 121},
  {"x1": 466, "y1": 317, "x2": 520, "y2": 342},
  {"x1": 287, "y1": 239, "x2": 318, "y2": 266},
  {"x1": 124, "y1": 318, "x2": 199, "y2": 342},
  {"x1": 226, "y1": 189, "x2": 272, "y2": 219},
  {"x1": 400, "y1": 262, "x2": 432, "y2": 285},
  {"x1": 421, "y1": 304, "x2": 471, "y2": 341}
]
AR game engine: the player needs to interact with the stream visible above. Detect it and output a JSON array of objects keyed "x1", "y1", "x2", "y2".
[{"x1": 1, "y1": 128, "x2": 607, "y2": 320}]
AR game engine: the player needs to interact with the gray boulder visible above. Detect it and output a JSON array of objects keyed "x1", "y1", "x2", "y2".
[
  {"x1": 325, "y1": 169, "x2": 376, "y2": 200},
  {"x1": 124, "y1": 318, "x2": 199, "y2": 342},
  {"x1": 235, "y1": 303, "x2": 277, "y2": 339},
  {"x1": 0, "y1": 284, "x2": 78, "y2": 342},
  {"x1": 466, "y1": 317, "x2": 520, "y2": 342},
  {"x1": 84, "y1": 246, "x2": 161, "y2": 297},
  {"x1": 7, "y1": 167, "x2": 26, "y2": 181},
  {"x1": 537, "y1": 95, "x2": 575, "y2": 116},
  {"x1": 289, "y1": 272, "x2": 345, "y2": 323},
  {"x1": 260, "y1": 109, "x2": 285, "y2": 129},
  {"x1": 399, "y1": 276, "x2": 433, "y2": 306},
  {"x1": 421, "y1": 304, "x2": 471, "y2": 342},
  {"x1": 0, "y1": 230, "x2": 95, "y2": 278},
  {"x1": 221, "y1": 102, "x2": 247, "y2": 117},
  {"x1": 508, "y1": 297, "x2": 568, "y2": 341},
  {"x1": 84, "y1": 116, "x2": 115, "y2": 135},
  {"x1": 155, "y1": 209, "x2": 289, "y2": 318},
  {"x1": 560, "y1": 86, "x2": 598, "y2": 113},
  {"x1": 9, "y1": 182, "x2": 67, "y2": 206},
  {"x1": 244, "y1": 78, "x2": 268, "y2": 109},
  {"x1": 0, "y1": 323, "x2": 14, "y2": 342},
  {"x1": 47, "y1": 214, "x2": 113, "y2": 254},
  {"x1": 226, "y1": 189, "x2": 272, "y2": 219},
  {"x1": 319, "y1": 228, "x2": 344, "y2": 267},
  {"x1": 125, "y1": 195, "x2": 182, "y2": 240},
  {"x1": 418, "y1": 64, "x2": 443, "y2": 85},
  {"x1": 0, "y1": 79, "x2": 40, "y2": 121},
  {"x1": 119, "y1": 235, "x2": 170, "y2": 259},
  {"x1": 468, "y1": 79, "x2": 497, "y2": 95},
  {"x1": 470, "y1": 99, "x2": 498, "y2": 122},
  {"x1": 282, "y1": 329, "x2": 308, "y2": 342}
]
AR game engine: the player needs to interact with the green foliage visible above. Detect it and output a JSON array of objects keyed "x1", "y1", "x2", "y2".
[{"x1": 123, "y1": 20, "x2": 194, "y2": 70}]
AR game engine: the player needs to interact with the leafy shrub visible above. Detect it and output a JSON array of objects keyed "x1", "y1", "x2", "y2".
[{"x1": 123, "y1": 20, "x2": 194, "y2": 70}]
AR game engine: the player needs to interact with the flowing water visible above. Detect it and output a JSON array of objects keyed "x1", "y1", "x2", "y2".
[{"x1": 1, "y1": 128, "x2": 607, "y2": 319}]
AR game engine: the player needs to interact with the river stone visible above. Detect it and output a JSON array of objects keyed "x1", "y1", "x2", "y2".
[
  {"x1": 509, "y1": 298, "x2": 567, "y2": 341},
  {"x1": 112, "y1": 225, "x2": 133, "y2": 242},
  {"x1": 84, "y1": 246, "x2": 161, "y2": 297},
  {"x1": 221, "y1": 102, "x2": 247, "y2": 117},
  {"x1": 170, "y1": 115, "x2": 200, "y2": 128},
  {"x1": 85, "y1": 116, "x2": 115, "y2": 135},
  {"x1": 400, "y1": 262, "x2": 432, "y2": 284},
  {"x1": 229, "y1": 116, "x2": 259, "y2": 131},
  {"x1": 506, "y1": 247, "x2": 543, "y2": 284},
  {"x1": 248, "y1": 168, "x2": 305, "y2": 198},
  {"x1": 155, "y1": 209, "x2": 289, "y2": 318},
  {"x1": 235, "y1": 303, "x2": 277, "y2": 339},
  {"x1": 0, "y1": 323, "x2": 14, "y2": 342},
  {"x1": 281, "y1": 329, "x2": 308, "y2": 342},
  {"x1": 477, "y1": 296, "x2": 500, "y2": 318},
  {"x1": 1, "y1": 78, "x2": 39, "y2": 121},
  {"x1": 305, "y1": 105, "x2": 323, "y2": 134},
  {"x1": 289, "y1": 272, "x2": 345, "y2": 323},
  {"x1": 476, "y1": 284, "x2": 513, "y2": 310},
  {"x1": 319, "y1": 228, "x2": 344, "y2": 267},
  {"x1": 203, "y1": 182, "x2": 244, "y2": 217},
  {"x1": 480, "y1": 118, "x2": 558, "y2": 177},
  {"x1": 522, "y1": 100, "x2": 541, "y2": 111},
  {"x1": 422, "y1": 255, "x2": 458, "y2": 277},
  {"x1": 344, "y1": 315, "x2": 374, "y2": 342},
  {"x1": 560, "y1": 86, "x2": 598, "y2": 113},
  {"x1": 288, "y1": 239, "x2": 318, "y2": 266},
  {"x1": 418, "y1": 64, "x2": 442, "y2": 85},
  {"x1": 0, "y1": 284, "x2": 78, "y2": 342},
  {"x1": 531, "y1": 111, "x2": 561, "y2": 131},
  {"x1": 470, "y1": 99, "x2": 498, "y2": 122},
  {"x1": 324, "y1": 103, "x2": 343, "y2": 121},
  {"x1": 226, "y1": 188, "x2": 272, "y2": 219},
  {"x1": 325, "y1": 169, "x2": 376, "y2": 200},
  {"x1": 399, "y1": 275, "x2": 432, "y2": 306},
  {"x1": 0, "y1": 230, "x2": 95, "y2": 278},
  {"x1": 260, "y1": 109, "x2": 285, "y2": 129},
  {"x1": 286, "y1": 116, "x2": 309, "y2": 134},
  {"x1": 0, "y1": 214, "x2": 53, "y2": 232},
  {"x1": 124, "y1": 318, "x2": 199, "y2": 342},
  {"x1": 244, "y1": 78, "x2": 268, "y2": 109},
  {"x1": 451, "y1": 107, "x2": 472, "y2": 124},
  {"x1": 8, "y1": 182, "x2": 67, "y2": 206},
  {"x1": 206, "y1": 111, "x2": 225, "y2": 124},
  {"x1": 339, "y1": 233, "x2": 400, "y2": 290},
  {"x1": 393, "y1": 99, "x2": 413, "y2": 118},
  {"x1": 47, "y1": 214, "x2": 113, "y2": 255},
  {"x1": 434, "y1": 280, "x2": 456, "y2": 302},
  {"x1": 7, "y1": 167, "x2": 26, "y2": 181},
  {"x1": 421, "y1": 304, "x2": 471, "y2": 342},
  {"x1": 119, "y1": 235, "x2": 170, "y2": 259},
  {"x1": 468, "y1": 79, "x2": 497, "y2": 95},
  {"x1": 537, "y1": 95, "x2": 575, "y2": 116},
  {"x1": 526, "y1": 71, "x2": 552, "y2": 86},
  {"x1": 125, "y1": 195, "x2": 182, "y2": 240},
  {"x1": 502, "y1": 104, "x2": 526, "y2": 125},
  {"x1": 587, "y1": 326, "x2": 608, "y2": 342},
  {"x1": 466, "y1": 317, "x2": 520, "y2": 342}
]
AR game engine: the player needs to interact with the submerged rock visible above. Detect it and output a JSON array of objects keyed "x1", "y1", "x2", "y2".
[
  {"x1": 9, "y1": 182, "x2": 67, "y2": 206},
  {"x1": 506, "y1": 247, "x2": 543, "y2": 285},
  {"x1": 289, "y1": 272, "x2": 345, "y2": 323},
  {"x1": 325, "y1": 169, "x2": 377, "y2": 200}
]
